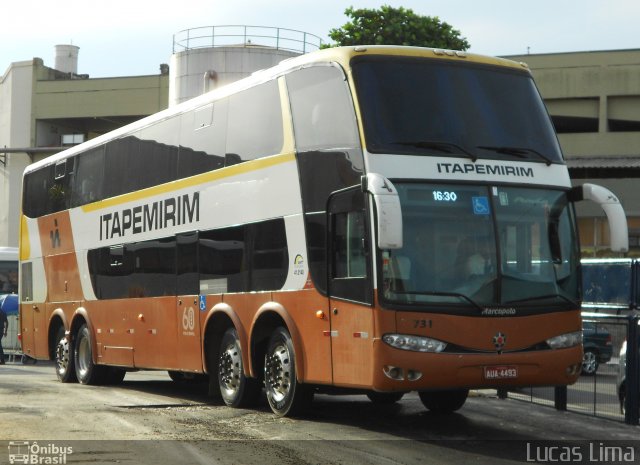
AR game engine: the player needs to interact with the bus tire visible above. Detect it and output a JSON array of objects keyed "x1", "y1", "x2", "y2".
[
  {"x1": 366, "y1": 391, "x2": 405, "y2": 404},
  {"x1": 264, "y1": 327, "x2": 313, "y2": 417},
  {"x1": 54, "y1": 326, "x2": 77, "y2": 383},
  {"x1": 74, "y1": 324, "x2": 107, "y2": 385},
  {"x1": 419, "y1": 389, "x2": 469, "y2": 413},
  {"x1": 218, "y1": 327, "x2": 260, "y2": 408}
]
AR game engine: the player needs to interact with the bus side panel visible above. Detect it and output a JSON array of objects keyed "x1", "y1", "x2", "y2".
[
  {"x1": 89, "y1": 300, "x2": 135, "y2": 367},
  {"x1": 176, "y1": 294, "x2": 204, "y2": 372},
  {"x1": 131, "y1": 296, "x2": 178, "y2": 369},
  {"x1": 42, "y1": 253, "x2": 84, "y2": 303},
  {"x1": 89, "y1": 296, "x2": 181, "y2": 370},
  {"x1": 271, "y1": 290, "x2": 333, "y2": 384},
  {"x1": 28, "y1": 304, "x2": 53, "y2": 359},
  {"x1": 19, "y1": 303, "x2": 36, "y2": 358},
  {"x1": 18, "y1": 258, "x2": 48, "y2": 360},
  {"x1": 36, "y1": 211, "x2": 84, "y2": 303},
  {"x1": 328, "y1": 299, "x2": 375, "y2": 389}
]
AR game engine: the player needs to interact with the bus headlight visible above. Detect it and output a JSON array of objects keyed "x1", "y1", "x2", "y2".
[
  {"x1": 383, "y1": 334, "x2": 447, "y2": 353},
  {"x1": 546, "y1": 331, "x2": 582, "y2": 349}
]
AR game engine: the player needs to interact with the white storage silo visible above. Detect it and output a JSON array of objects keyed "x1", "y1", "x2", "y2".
[
  {"x1": 54, "y1": 44, "x2": 80, "y2": 74},
  {"x1": 169, "y1": 26, "x2": 322, "y2": 106}
]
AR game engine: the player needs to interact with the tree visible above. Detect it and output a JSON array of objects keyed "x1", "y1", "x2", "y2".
[{"x1": 326, "y1": 5, "x2": 470, "y2": 51}]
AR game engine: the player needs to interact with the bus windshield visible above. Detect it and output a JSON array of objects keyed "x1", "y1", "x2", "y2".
[
  {"x1": 352, "y1": 56, "x2": 563, "y2": 164},
  {"x1": 381, "y1": 183, "x2": 580, "y2": 313}
]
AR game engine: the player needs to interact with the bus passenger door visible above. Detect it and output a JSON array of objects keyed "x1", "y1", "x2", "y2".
[
  {"x1": 327, "y1": 188, "x2": 375, "y2": 387},
  {"x1": 176, "y1": 232, "x2": 203, "y2": 372}
]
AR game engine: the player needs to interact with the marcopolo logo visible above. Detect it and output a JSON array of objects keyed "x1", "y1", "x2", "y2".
[{"x1": 8, "y1": 441, "x2": 73, "y2": 464}]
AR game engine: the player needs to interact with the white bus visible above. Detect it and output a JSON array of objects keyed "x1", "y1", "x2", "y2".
[
  {"x1": 0, "y1": 246, "x2": 18, "y2": 295},
  {"x1": 19, "y1": 46, "x2": 628, "y2": 417}
]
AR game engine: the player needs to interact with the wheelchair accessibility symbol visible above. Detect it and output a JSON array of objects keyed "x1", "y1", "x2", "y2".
[
  {"x1": 472, "y1": 196, "x2": 490, "y2": 215},
  {"x1": 199, "y1": 295, "x2": 207, "y2": 312}
]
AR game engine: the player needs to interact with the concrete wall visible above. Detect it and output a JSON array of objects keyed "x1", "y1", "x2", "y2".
[
  {"x1": 0, "y1": 60, "x2": 36, "y2": 248},
  {"x1": 35, "y1": 75, "x2": 169, "y2": 119},
  {"x1": 506, "y1": 50, "x2": 640, "y2": 158}
]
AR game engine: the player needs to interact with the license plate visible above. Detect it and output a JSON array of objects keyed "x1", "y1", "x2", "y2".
[{"x1": 484, "y1": 365, "x2": 518, "y2": 380}]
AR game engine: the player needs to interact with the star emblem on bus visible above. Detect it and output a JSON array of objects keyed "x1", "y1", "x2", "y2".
[{"x1": 493, "y1": 332, "x2": 507, "y2": 352}]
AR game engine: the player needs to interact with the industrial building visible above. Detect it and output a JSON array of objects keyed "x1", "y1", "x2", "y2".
[
  {"x1": 507, "y1": 50, "x2": 640, "y2": 256},
  {"x1": 0, "y1": 45, "x2": 170, "y2": 248}
]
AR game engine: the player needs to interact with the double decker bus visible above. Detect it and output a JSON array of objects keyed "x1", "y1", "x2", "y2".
[{"x1": 19, "y1": 46, "x2": 628, "y2": 416}]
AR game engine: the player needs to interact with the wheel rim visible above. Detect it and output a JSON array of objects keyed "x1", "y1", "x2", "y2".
[
  {"x1": 77, "y1": 333, "x2": 91, "y2": 378},
  {"x1": 265, "y1": 342, "x2": 292, "y2": 403},
  {"x1": 219, "y1": 341, "x2": 242, "y2": 397},
  {"x1": 56, "y1": 337, "x2": 70, "y2": 375},
  {"x1": 582, "y1": 351, "x2": 598, "y2": 374}
]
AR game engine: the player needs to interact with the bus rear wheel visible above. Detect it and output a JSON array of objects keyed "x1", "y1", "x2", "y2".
[
  {"x1": 264, "y1": 327, "x2": 312, "y2": 417},
  {"x1": 74, "y1": 324, "x2": 107, "y2": 385},
  {"x1": 419, "y1": 389, "x2": 469, "y2": 413},
  {"x1": 217, "y1": 327, "x2": 260, "y2": 408},
  {"x1": 54, "y1": 326, "x2": 76, "y2": 383}
]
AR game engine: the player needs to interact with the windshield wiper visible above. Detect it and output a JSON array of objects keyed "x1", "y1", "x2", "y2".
[
  {"x1": 477, "y1": 146, "x2": 553, "y2": 166},
  {"x1": 393, "y1": 290, "x2": 484, "y2": 312},
  {"x1": 504, "y1": 293, "x2": 578, "y2": 307},
  {"x1": 393, "y1": 140, "x2": 478, "y2": 162}
]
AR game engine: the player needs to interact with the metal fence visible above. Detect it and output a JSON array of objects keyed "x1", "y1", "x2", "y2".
[
  {"x1": 505, "y1": 312, "x2": 639, "y2": 425},
  {"x1": 173, "y1": 25, "x2": 323, "y2": 55}
]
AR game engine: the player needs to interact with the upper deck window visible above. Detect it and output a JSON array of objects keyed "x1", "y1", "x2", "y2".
[
  {"x1": 351, "y1": 56, "x2": 563, "y2": 164},
  {"x1": 286, "y1": 64, "x2": 360, "y2": 152}
]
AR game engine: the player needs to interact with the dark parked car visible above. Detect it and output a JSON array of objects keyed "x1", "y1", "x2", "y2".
[{"x1": 581, "y1": 321, "x2": 613, "y2": 375}]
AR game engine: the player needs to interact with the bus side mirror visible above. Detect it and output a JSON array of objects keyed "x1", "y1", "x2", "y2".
[
  {"x1": 569, "y1": 183, "x2": 629, "y2": 253},
  {"x1": 362, "y1": 173, "x2": 403, "y2": 250}
]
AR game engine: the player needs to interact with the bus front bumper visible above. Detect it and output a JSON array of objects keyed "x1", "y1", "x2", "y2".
[{"x1": 371, "y1": 341, "x2": 582, "y2": 392}]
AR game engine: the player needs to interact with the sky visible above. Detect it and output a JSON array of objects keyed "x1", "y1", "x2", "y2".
[{"x1": 2, "y1": 0, "x2": 640, "y2": 78}]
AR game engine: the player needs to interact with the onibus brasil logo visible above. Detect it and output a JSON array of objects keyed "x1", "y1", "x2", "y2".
[{"x1": 8, "y1": 441, "x2": 73, "y2": 464}]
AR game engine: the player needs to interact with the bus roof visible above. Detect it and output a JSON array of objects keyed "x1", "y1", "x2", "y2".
[
  {"x1": 0, "y1": 247, "x2": 18, "y2": 261},
  {"x1": 23, "y1": 45, "x2": 531, "y2": 176}
]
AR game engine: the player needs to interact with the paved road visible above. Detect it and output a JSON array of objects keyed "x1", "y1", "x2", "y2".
[{"x1": 1, "y1": 361, "x2": 638, "y2": 465}]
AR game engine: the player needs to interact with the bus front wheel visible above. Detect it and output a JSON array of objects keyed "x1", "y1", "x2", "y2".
[
  {"x1": 264, "y1": 327, "x2": 313, "y2": 417},
  {"x1": 419, "y1": 389, "x2": 469, "y2": 413}
]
